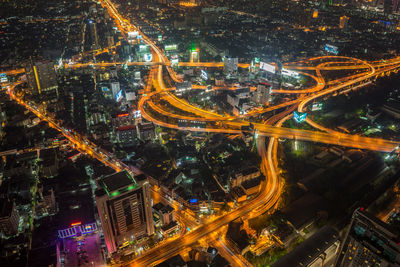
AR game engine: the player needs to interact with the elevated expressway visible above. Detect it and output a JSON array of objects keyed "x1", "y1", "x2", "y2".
[
  {"x1": 3, "y1": 0, "x2": 400, "y2": 265},
  {"x1": 87, "y1": 1, "x2": 400, "y2": 267},
  {"x1": 94, "y1": 0, "x2": 400, "y2": 265}
]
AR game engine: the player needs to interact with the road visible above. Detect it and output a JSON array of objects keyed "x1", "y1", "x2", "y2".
[{"x1": 3, "y1": 0, "x2": 400, "y2": 265}]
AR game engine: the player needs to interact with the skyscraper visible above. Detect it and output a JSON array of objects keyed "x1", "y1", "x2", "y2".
[
  {"x1": 24, "y1": 60, "x2": 58, "y2": 95},
  {"x1": 95, "y1": 171, "x2": 154, "y2": 254},
  {"x1": 335, "y1": 208, "x2": 400, "y2": 266}
]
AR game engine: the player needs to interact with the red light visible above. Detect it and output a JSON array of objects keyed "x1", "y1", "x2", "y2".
[
  {"x1": 71, "y1": 221, "x2": 82, "y2": 226},
  {"x1": 117, "y1": 113, "x2": 129, "y2": 118},
  {"x1": 360, "y1": 207, "x2": 364, "y2": 211}
]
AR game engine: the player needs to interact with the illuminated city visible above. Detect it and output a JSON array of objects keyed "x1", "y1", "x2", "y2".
[{"x1": 2, "y1": 0, "x2": 400, "y2": 266}]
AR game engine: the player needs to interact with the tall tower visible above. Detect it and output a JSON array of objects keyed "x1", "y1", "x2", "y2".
[{"x1": 95, "y1": 171, "x2": 154, "y2": 255}]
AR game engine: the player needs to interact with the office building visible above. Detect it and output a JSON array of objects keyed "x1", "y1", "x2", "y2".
[
  {"x1": 116, "y1": 125, "x2": 137, "y2": 146},
  {"x1": 25, "y1": 60, "x2": 58, "y2": 95},
  {"x1": 335, "y1": 208, "x2": 400, "y2": 266},
  {"x1": 153, "y1": 202, "x2": 175, "y2": 226},
  {"x1": 224, "y1": 57, "x2": 238, "y2": 74},
  {"x1": 252, "y1": 82, "x2": 271, "y2": 105},
  {"x1": 137, "y1": 122, "x2": 156, "y2": 140},
  {"x1": 153, "y1": 202, "x2": 178, "y2": 235},
  {"x1": 96, "y1": 171, "x2": 154, "y2": 254},
  {"x1": 111, "y1": 81, "x2": 121, "y2": 100},
  {"x1": 0, "y1": 199, "x2": 19, "y2": 236}
]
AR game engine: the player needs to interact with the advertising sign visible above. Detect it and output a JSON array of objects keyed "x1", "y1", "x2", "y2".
[
  {"x1": 128, "y1": 31, "x2": 138, "y2": 38},
  {"x1": 144, "y1": 53, "x2": 152, "y2": 62},
  {"x1": 293, "y1": 111, "x2": 307, "y2": 123},
  {"x1": 200, "y1": 70, "x2": 208, "y2": 80},
  {"x1": 0, "y1": 73, "x2": 7, "y2": 83},
  {"x1": 165, "y1": 44, "x2": 177, "y2": 51},
  {"x1": 260, "y1": 62, "x2": 276, "y2": 74},
  {"x1": 325, "y1": 44, "x2": 339, "y2": 55},
  {"x1": 116, "y1": 90, "x2": 123, "y2": 102},
  {"x1": 282, "y1": 68, "x2": 300, "y2": 78}
]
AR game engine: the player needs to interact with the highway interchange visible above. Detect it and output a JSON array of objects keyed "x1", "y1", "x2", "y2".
[{"x1": 3, "y1": 0, "x2": 400, "y2": 265}]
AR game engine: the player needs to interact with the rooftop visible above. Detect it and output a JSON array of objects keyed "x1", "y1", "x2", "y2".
[
  {"x1": 153, "y1": 202, "x2": 174, "y2": 214},
  {"x1": 97, "y1": 170, "x2": 137, "y2": 197},
  {"x1": 272, "y1": 226, "x2": 339, "y2": 267}
]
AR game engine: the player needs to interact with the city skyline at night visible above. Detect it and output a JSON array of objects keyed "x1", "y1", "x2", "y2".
[{"x1": 1, "y1": 0, "x2": 400, "y2": 266}]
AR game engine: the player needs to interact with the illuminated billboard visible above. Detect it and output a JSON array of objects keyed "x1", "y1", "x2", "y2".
[
  {"x1": 200, "y1": 70, "x2": 208, "y2": 80},
  {"x1": 116, "y1": 90, "x2": 123, "y2": 102},
  {"x1": 58, "y1": 222, "x2": 97, "y2": 239},
  {"x1": 260, "y1": 62, "x2": 276, "y2": 74},
  {"x1": 165, "y1": 44, "x2": 177, "y2": 51},
  {"x1": 171, "y1": 55, "x2": 179, "y2": 64},
  {"x1": 325, "y1": 44, "x2": 339, "y2": 55},
  {"x1": 312, "y1": 102, "x2": 323, "y2": 111},
  {"x1": 293, "y1": 111, "x2": 307, "y2": 123},
  {"x1": 282, "y1": 68, "x2": 300, "y2": 79},
  {"x1": 144, "y1": 53, "x2": 152, "y2": 62},
  {"x1": 139, "y1": 44, "x2": 149, "y2": 51},
  {"x1": 128, "y1": 31, "x2": 139, "y2": 39},
  {"x1": 0, "y1": 73, "x2": 7, "y2": 83},
  {"x1": 134, "y1": 110, "x2": 141, "y2": 118}
]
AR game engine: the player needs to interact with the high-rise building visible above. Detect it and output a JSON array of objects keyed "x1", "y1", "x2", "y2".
[
  {"x1": 25, "y1": 60, "x2": 58, "y2": 95},
  {"x1": 89, "y1": 21, "x2": 99, "y2": 49},
  {"x1": 95, "y1": 171, "x2": 154, "y2": 254},
  {"x1": 252, "y1": 82, "x2": 271, "y2": 105},
  {"x1": 223, "y1": 57, "x2": 238, "y2": 74},
  {"x1": 0, "y1": 199, "x2": 19, "y2": 236},
  {"x1": 335, "y1": 208, "x2": 400, "y2": 266},
  {"x1": 339, "y1": 15, "x2": 349, "y2": 29},
  {"x1": 111, "y1": 81, "x2": 121, "y2": 100}
]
